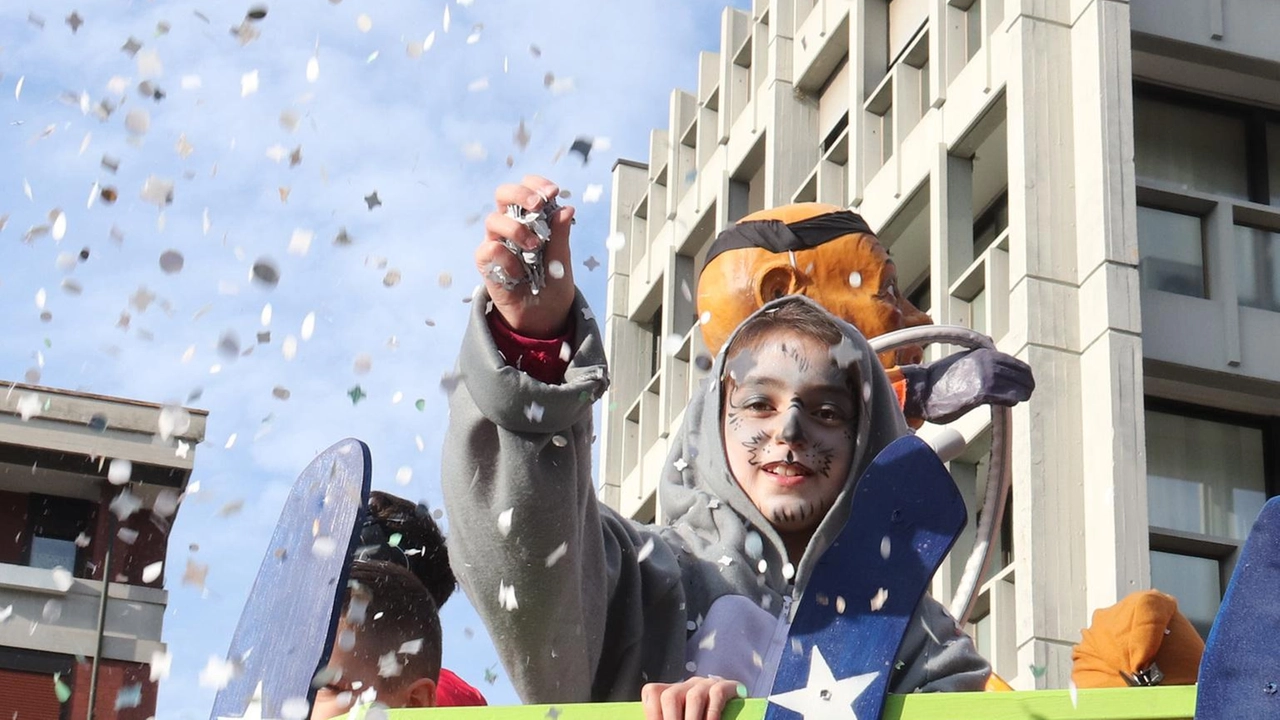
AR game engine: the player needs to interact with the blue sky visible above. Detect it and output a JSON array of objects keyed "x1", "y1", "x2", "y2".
[{"x1": 0, "y1": 1, "x2": 746, "y2": 715}]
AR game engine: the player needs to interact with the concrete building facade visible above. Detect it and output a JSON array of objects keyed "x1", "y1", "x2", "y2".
[
  {"x1": 0, "y1": 383, "x2": 205, "y2": 719},
  {"x1": 601, "y1": 0, "x2": 1280, "y2": 690}
]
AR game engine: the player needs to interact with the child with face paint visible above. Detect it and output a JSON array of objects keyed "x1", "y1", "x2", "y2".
[{"x1": 443, "y1": 176, "x2": 989, "y2": 720}]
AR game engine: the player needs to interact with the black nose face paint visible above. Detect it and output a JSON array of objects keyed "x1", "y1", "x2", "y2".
[{"x1": 779, "y1": 404, "x2": 805, "y2": 445}]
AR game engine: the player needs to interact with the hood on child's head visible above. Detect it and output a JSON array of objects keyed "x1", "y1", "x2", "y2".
[{"x1": 660, "y1": 295, "x2": 908, "y2": 595}]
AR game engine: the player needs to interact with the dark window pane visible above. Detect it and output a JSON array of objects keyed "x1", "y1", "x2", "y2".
[
  {"x1": 1137, "y1": 206, "x2": 1206, "y2": 298},
  {"x1": 1236, "y1": 225, "x2": 1280, "y2": 312},
  {"x1": 29, "y1": 536, "x2": 77, "y2": 572},
  {"x1": 1134, "y1": 97, "x2": 1249, "y2": 200},
  {"x1": 1149, "y1": 551, "x2": 1220, "y2": 638}
]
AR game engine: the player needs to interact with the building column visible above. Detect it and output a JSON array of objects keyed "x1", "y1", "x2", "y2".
[
  {"x1": 1004, "y1": 3, "x2": 1087, "y2": 689},
  {"x1": 1070, "y1": 1, "x2": 1150, "y2": 614}
]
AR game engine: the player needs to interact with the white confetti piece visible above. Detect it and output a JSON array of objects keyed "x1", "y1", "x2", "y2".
[
  {"x1": 524, "y1": 402, "x2": 544, "y2": 423},
  {"x1": 301, "y1": 312, "x2": 316, "y2": 340},
  {"x1": 224, "y1": 433, "x2": 238, "y2": 449},
  {"x1": 870, "y1": 587, "x2": 889, "y2": 611},
  {"x1": 110, "y1": 490, "x2": 143, "y2": 521},
  {"x1": 782, "y1": 563, "x2": 795, "y2": 580},
  {"x1": 848, "y1": 271, "x2": 863, "y2": 288},
  {"x1": 415, "y1": 435, "x2": 425, "y2": 452},
  {"x1": 466, "y1": 24, "x2": 483, "y2": 44},
  {"x1": 880, "y1": 535, "x2": 891, "y2": 559},
  {"x1": 199, "y1": 657, "x2": 236, "y2": 690},
  {"x1": 468, "y1": 76, "x2": 489, "y2": 92},
  {"x1": 306, "y1": 56, "x2": 320, "y2": 83},
  {"x1": 356, "y1": 14, "x2": 373, "y2": 32},
  {"x1": 260, "y1": 303, "x2": 273, "y2": 326},
  {"x1": 1069, "y1": 680, "x2": 1079, "y2": 709},
  {"x1": 637, "y1": 538, "x2": 656, "y2": 562},
  {"x1": 288, "y1": 228, "x2": 313, "y2": 256},
  {"x1": 366, "y1": 51, "x2": 379, "y2": 63},
  {"x1": 181, "y1": 345, "x2": 196, "y2": 363},
  {"x1": 281, "y1": 697, "x2": 310, "y2": 720},
  {"x1": 497, "y1": 508, "x2": 514, "y2": 536},
  {"x1": 79, "y1": 133, "x2": 92, "y2": 155},
  {"x1": 423, "y1": 31, "x2": 436, "y2": 52},
  {"x1": 498, "y1": 580, "x2": 518, "y2": 611},
  {"x1": 181, "y1": 75, "x2": 202, "y2": 90},
  {"x1": 149, "y1": 650, "x2": 172, "y2": 681},
  {"x1": 241, "y1": 70, "x2": 259, "y2": 97},
  {"x1": 16, "y1": 393, "x2": 41, "y2": 421},
  {"x1": 140, "y1": 175, "x2": 174, "y2": 207},
  {"x1": 442, "y1": 5, "x2": 451, "y2": 32},
  {"x1": 15, "y1": 76, "x2": 24, "y2": 101},
  {"x1": 23, "y1": 179, "x2": 33, "y2": 201},
  {"x1": 582, "y1": 184, "x2": 605, "y2": 203},
  {"x1": 137, "y1": 48, "x2": 163, "y2": 78},
  {"x1": 125, "y1": 109, "x2": 151, "y2": 136},
  {"x1": 605, "y1": 232, "x2": 626, "y2": 251},
  {"x1": 108, "y1": 459, "x2": 133, "y2": 485},
  {"x1": 463, "y1": 142, "x2": 487, "y2": 161},
  {"x1": 50, "y1": 210, "x2": 67, "y2": 241},
  {"x1": 312, "y1": 536, "x2": 337, "y2": 558},
  {"x1": 545, "y1": 542, "x2": 568, "y2": 567},
  {"x1": 395, "y1": 466, "x2": 412, "y2": 485},
  {"x1": 282, "y1": 335, "x2": 298, "y2": 360},
  {"x1": 548, "y1": 260, "x2": 565, "y2": 279},
  {"x1": 141, "y1": 561, "x2": 163, "y2": 583},
  {"x1": 698, "y1": 630, "x2": 717, "y2": 651},
  {"x1": 51, "y1": 567, "x2": 73, "y2": 592},
  {"x1": 202, "y1": 208, "x2": 211, "y2": 235}
]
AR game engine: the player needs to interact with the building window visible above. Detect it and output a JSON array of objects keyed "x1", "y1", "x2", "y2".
[
  {"x1": 1145, "y1": 402, "x2": 1278, "y2": 638},
  {"x1": 648, "y1": 305, "x2": 663, "y2": 380},
  {"x1": 888, "y1": 0, "x2": 929, "y2": 67},
  {"x1": 973, "y1": 191, "x2": 1008, "y2": 257},
  {"x1": 1136, "y1": 206, "x2": 1207, "y2": 298},
  {"x1": 25, "y1": 494, "x2": 95, "y2": 577},
  {"x1": 1235, "y1": 225, "x2": 1280, "y2": 312},
  {"x1": 1134, "y1": 95, "x2": 1250, "y2": 201}
]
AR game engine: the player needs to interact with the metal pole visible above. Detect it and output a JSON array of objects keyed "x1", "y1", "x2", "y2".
[{"x1": 86, "y1": 511, "x2": 116, "y2": 720}]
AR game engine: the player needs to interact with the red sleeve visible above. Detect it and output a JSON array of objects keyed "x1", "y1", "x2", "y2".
[
  {"x1": 486, "y1": 311, "x2": 573, "y2": 385},
  {"x1": 435, "y1": 667, "x2": 488, "y2": 707}
]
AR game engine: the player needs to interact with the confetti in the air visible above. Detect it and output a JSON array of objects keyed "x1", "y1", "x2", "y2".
[
  {"x1": 149, "y1": 650, "x2": 172, "y2": 681},
  {"x1": 848, "y1": 271, "x2": 863, "y2": 288},
  {"x1": 605, "y1": 232, "x2": 626, "y2": 251},
  {"x1": 198, "y1": 657, "x2": 237, "y2": 690},
  {"x1": 51, "y1": 567, "x2": 74, "y2": 592},
  {"x1": 497, "y1": 508, "x2": 514, "y2": 536},
  {"x1": 545, "y1": 542, "x2": 568, "y2": 567},
  {"x1": 241, "y1": 70, "x2": 260, "y2": 97},
  {"x1": 107, "y1": 459, "x2": 133, "y2": 485},
  {"x1": 394, "y1": 466, "x2": 413, "y2": 485},
  {"x1": 498, "y1": 580, "x2": 518, "y2": 611},
  {"x1": 637, "y1": 538, "x2": 656, "y2": 562},
  {"x1": 159, "y1": 250, "x2": 184, "y2": 274},
  {"x1": 141, "y1": 561, "x2": 163, "y2": 583},
  {"x1": 880, "y1": 535, "x2": 892, "y2": 559},
  {"x1": 288, "y1": 229, "x2": 314, "y2": 256},
  {"x1": 870, "y1": 587, "x2": 889, "y2": 611},
  {"x1": 306, "y1": 56, "x2": 320, "y2": 82}
]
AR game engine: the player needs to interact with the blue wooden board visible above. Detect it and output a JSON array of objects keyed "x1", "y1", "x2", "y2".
[
  {"x1": 1195, "y1": 496, "x2": 1280, "y2": 718},
  {"x1": 209, "y1": 438, "x2": 372, "y2": 720},
  {"x1": 766, "y1": 435, "x2": 967, "y2": 720}
]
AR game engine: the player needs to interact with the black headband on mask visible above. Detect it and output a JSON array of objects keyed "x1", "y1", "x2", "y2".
[{"x1": 703, "y1": 210, "x2": 874, "y2": 269}]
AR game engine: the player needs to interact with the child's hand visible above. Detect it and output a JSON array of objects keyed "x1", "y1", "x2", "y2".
[
  {"x1": 476, "y1": 175, "x2": 577, "y2": 338},
  {"x1": 641, "y1": 677, "x2": 745, "y2": 720}
]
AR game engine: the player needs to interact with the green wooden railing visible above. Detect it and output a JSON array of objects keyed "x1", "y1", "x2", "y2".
[{"x1": 375, "y1": 685, "x2": 1196, "y2": 719}]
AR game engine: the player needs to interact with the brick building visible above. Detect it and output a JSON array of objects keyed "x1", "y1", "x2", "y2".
[{"x1": 0, "y1": 383, "x2": 205, "y2": 719}]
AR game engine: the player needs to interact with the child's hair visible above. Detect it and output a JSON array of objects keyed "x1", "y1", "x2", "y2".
[
  {"x1": 358, "y1": 491, "x2": 457, "y2": 609},
  {"x1": 722, "y1": 297, "x2": 846, "y2": 364},
  {"x1": 342, "y1": 559, "x2": 444, "y2": 688}
]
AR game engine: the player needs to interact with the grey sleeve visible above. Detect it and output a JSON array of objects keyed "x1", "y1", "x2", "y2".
[
  {"x1": 889, "y1": 595, "x2": 991, "y2": 693},
  {"x1": 441, "y1": 291, "x2": 686, "y2": 703}
]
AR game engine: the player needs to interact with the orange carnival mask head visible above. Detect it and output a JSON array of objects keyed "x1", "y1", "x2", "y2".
[{"x1": 696, "y1": 203, "x2": 931, "y2": 368}]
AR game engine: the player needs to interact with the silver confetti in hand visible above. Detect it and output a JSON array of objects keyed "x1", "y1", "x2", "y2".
[{"x1": 500, "y1": 198, "x2": 559, "y2": 295}]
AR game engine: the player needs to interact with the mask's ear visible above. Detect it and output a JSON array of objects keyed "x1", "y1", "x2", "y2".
[
  {"x1": 754, "y1": 262, "x2": 809, "y2": 306},
  {"x1": 403, "y1": 678, "x2": 437, "y2": 709}
]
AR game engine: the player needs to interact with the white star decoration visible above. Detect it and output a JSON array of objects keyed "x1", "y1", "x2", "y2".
[{"x1": 767, "y1": 646, "x2": 878, "y2": 720}]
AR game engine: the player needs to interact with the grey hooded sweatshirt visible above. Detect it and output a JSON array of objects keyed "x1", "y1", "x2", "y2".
[{"x1": 442, "y1": 291, "x2": 990, "y2": 704}]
